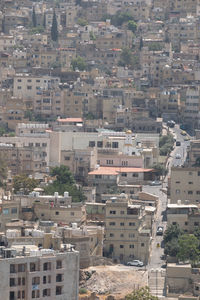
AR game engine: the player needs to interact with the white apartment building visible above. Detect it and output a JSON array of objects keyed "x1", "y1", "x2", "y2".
[
  {"x1": 0, "y1": 245, "x2": 79, "y2": 300},
  {"x1": 13, "y1": 75, "x2": 60, "y2": 100}
]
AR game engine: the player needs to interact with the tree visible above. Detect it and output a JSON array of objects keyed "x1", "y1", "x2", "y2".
[
  {"x1": 50, "y1": 165, "x2": 74, "y2": 185},
  {"x1": 150, "y1": 163, "x2": 167, "y2": 177},
  {"x1": 51, "y1": 10, "x2": 58, "y2": 42},
  {"x1": 139, "y1": 36, "x2": 143, "y2": 50},
  {"x1": 164, "y1": 238, "x2": 180, "y2": 257},
  {"x1": 128, "y1": 20, "x2": 137, "y2": 33},
  {"x1": 0, "y1": 155, "x2": 7, "y2": 187},
  {"x1": 125, "y1": 286, "x2": 159, "y2": 300},
  {"x1": 77, "y1": 18, "x2": 88, "y2": 26},
  {"x1": 13, "y1": 175, "x2": 38, "y2": 195},
  {"x1": 118, "y1": 47, "x2": 133, "y2": 67},
  {"x1": 164, "y1": 224, "x2": 182, "y2": 244},
  {"x1": 71, "y1": 56, "x2": 87, "y2": 71},
  {"x1": 44, "y1": 166, "x2": 86, "y2": 202},
  {"x1": 32, "y1": 7, "x2": 37, "y2": 27},
  {"x1": 177, "y1": 234, "x2": 200, "y2": 264}
]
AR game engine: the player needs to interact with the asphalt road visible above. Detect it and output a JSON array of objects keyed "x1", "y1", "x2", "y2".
[{"x1": 144, "y1": 125, "x2": 192, "y2": 298}]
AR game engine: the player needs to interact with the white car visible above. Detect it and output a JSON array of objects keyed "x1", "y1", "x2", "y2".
[
  {"x1": 175, "y1": 153, "x2": 181, "y2": 159},
  {"x1": 127, "y1": 260, "x2": 144, "y2": 267}
]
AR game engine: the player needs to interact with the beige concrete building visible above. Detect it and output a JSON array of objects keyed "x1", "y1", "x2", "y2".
[
  {"x1": 169, "y1": 167, "x2": 200, "y2": 204},
  {"x1": 0, "y1": 245, "x2": 79, "y2": 300},
  {"x1": 58, "y1": 224, "x2": 104, "y2": 268},
  {"x1": 167, "y1": 203, "x2": 200, "y2": 233},
  {"x1": 166, "y1": 264, "x2": 200, "y2": 298},
  {"x1": 104, "y1": 196, "x2": 151, "y2": 264}
]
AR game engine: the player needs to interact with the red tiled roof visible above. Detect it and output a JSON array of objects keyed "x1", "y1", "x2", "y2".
[
  {"x1": 88, "y1": 166, "x2": 153, "y2": 176},
  {"x1": 57, "y1": 118, "x2": 83, "y2": 123}
]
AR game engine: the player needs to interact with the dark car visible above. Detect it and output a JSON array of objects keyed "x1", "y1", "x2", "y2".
[
  {"x1": 176, "y1": 141, "x2": 181, "y2": 146},
  {"x1": 156, "y1": 226, "x2": 164, "y2": 236}
]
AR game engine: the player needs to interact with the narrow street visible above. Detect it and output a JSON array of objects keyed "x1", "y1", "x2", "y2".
[{"x1": 144, "y1": 124, "x2": 191, "y2": 299}]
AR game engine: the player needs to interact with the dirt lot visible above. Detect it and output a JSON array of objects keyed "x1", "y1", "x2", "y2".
[{"x1": 80, "y1": 265, "x2": 148, "y2": 297}]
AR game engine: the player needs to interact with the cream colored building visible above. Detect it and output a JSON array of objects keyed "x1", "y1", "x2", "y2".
[
  {"x1": 167, "y1": 203, "x2": 200, "y2": 233},
  {"x1": 104, "y1": 196, "x2": 151, "y2": 264},
  {"x1": 169, "y1": 167, "x2": 200, "y2": 204},
  {"x1": 0, "y1": 245, "x2": 79, "y2": 300}
]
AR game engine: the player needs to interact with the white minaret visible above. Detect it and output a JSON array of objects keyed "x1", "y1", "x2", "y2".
[{"x1": 123, "y1": 130, "x2": 133, "y2": 156}]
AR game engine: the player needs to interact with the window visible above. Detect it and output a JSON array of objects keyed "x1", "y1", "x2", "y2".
[
  {"x1": 194, "y1": 222, "x2": 199, "y2": 226},
  {"x1": 22, "y1": 278, "x2": 25, "y2": 285},
  {"x1": 110, "y1": 233, "x2": 114, "y2": 237},
  {"x1": 132, "y1": 173, "x2": 138, "y2": 177},
  {"x1": 121, "y1": 173, "x2": 127, "y2": 177},
  {"x1": 141, "y1": 243, "x2": 144, "y2": 247},
  {"x1": 10, "y1": 264, "x2": 16, "y2": 273},
  {"x1": 172, "y1": 222, "x2": 177, "y2": 225},
  {"x1": 27, "y1": 86, "x2": 32, "y2": 90},
  {"x1": 97, "y1": 141, "x2": 103, "y2": 148},
  {"x1": 11, "y1": 207, "x2": 17, "y2": 214},
  {"x1": 43, "y1": 262, "x2": 51, "y2": 271},
  {"x1": 196, "y1": 191, "x2": 200, "y2": 195},
  {"x1": 18, "y1": 264, "x2": 25, "y2": 272},
  {"x1": 198, "y1": 171, "x2": 200, "y2": 176},
  {"x1": 89, "y1": 141, "x2": 95, "y2": 147},
  {"x1": 55, "y1": 211, "x2": 59, "y2": 215},
  {"x1": 32, "y1": 290, "x2": 40, "y2": 298},
  {"x1": 188, "y1": 191, "x2": 193, "y2": 195},
  {"x1": 120, "y1": 245, "x2": 124, "y2": 248},
  {"x1": 129, "y1": 233, "x2": 135, "y2": 238},
  {"x1": 185, "y1": 222, "x2": 188, "y2": 226},
  {"x1": 120, "y1": 234, "x2": 124, "y2": 238},
  {"x1": 106, "y1": 160, "x2": 113, "y2": 165},
  {"x1": 56, "y1": 260, "x2": 62, "y2": 269},
  {"x1": 129, "y1": 245, "x2": 134, "y2": 248},
  {"x1": 120, "y1": 222, "x2": 124, "y2": 226},
  {"x1": 22, "y1": 291, "x2": 25, "y2": 299},
  {"x1": 10, "y1": 278, "x2": 15, "y2": 287},
  {"x1": 112, "y1": 142, "x2": 118, "y2": 148},
  {"x1": 129, "y1": 222, "x2": 135, "y2": 226},
  {"x1": 176, "y1": 181, "x2": 180, "y2": 184},
  {"x1": 43, "y1": 289, "x2": 50, "y2": 297},
  {"x1": 176, "y1": 189, "x2": 180, "y2": 194},
  {"x1": 32, "y1": 277, "x2": 40, "y2": 285},
  {"x1": 188, "y1": 181, "x2": 193, "y2": 184},
  {"x1": 120, "y1": 211, "x2": 125, "y2": 215},
  {"x1": 64, "y1": 156, "x2": 70, "y2": 161},
  {"x1": 3, "y1": 208, "x2": 9, "y2": 215},
  {"x1": 110, "y1": 210, "x2": 116, "y2": 214},
  {"x1": 56, "y1": 286, "x2": 62, "y2": 295},
  {"x1": 109, "y1": 222, "x2": 115, "y2": 226},
  {"x1": 70, "y1": 212, "x2": 74, "y2": 216},
  {"x1": 56, "y1": 274, "x2": 63, "y2": 282}
]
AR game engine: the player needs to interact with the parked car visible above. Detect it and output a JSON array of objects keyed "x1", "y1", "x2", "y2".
[
  {"x1": 180, "y1": 130, "x2": 187, "y2": 136},
  {"x1": 184, "y1": 136, "x2": 190, "y2": 141},
  {"x1": 175, "y1": 153, "x2": 181, "y2": 159},
  {"x1": 176, "y1": 141, "x2": 181, "y2": 146},
  {"x1": 127, "y1": 260, "x2": 144, "y2": 267},
  {"x1": 150, "y1": 180, "x2": 161, "y2": 186},
  {"x1": 156, "y1": 226, "x2": 164, "y2": 236}
]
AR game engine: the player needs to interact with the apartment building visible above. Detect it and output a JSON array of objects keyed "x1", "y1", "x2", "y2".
[
  {"x1": 58, "y1": 224, "x2": 104, "y2": 268},
  {"x1": 186, "y1": 140, "x2": 200, "y2": 166},
  {"x1": 104, "y1": 196, "x2": 151, "y2": 264},
  {"x1": 0, "y1": 143, "x2": 47, "y2": 176},
  {"x1": 184, "y1": 86, "x2": 200, "y2": 130},
  {"x1": 167, "y1": 203, "x2": 200, "y2": 233},
  {"x1": 0, "y1": 200, "x2": 20, "y2": 231},
  {"x1": 169, "y1": 167, "x2": 200, "y2": 204},
  {"x1": 0, "y1": 245, "x2": 79, "y2": 300},
  {"x1": 13, "y1": 75, "x2": 60, "y2": 101}
]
